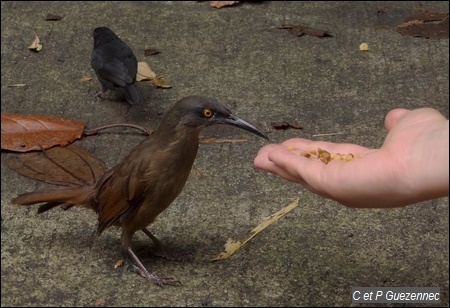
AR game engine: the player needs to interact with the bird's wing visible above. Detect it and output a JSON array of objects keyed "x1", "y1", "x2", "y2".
[
  {"x1": 91, "y1": 49, "x2": 133, "y2": 87},
  {"x1": 121, "y1": 53, "x2": 138, "y2": 81},
  {"x1": 94, "y1": 140, "x2": 155, "y2": 234}
]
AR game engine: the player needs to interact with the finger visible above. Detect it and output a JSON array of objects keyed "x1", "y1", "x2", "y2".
[
  {"x1": 266, "y1": 146, "x2": 331, "y2": 195},
  {"x1": 254, "y1": 144, "x2": 283, "y2": 170},
  {"x1": 267, "y1": 147, "x2": 326, "y2": 181},
  {"x1": 384, "y1": 108, "x2": 410, "y2": 132},
  {"x1": 254, "y1": 144, "x2": 300, "y2": 182}
]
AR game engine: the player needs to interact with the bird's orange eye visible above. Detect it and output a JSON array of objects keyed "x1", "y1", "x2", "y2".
[{"x1": 202, "y1": 109, "x2": 213, "y2": 118}]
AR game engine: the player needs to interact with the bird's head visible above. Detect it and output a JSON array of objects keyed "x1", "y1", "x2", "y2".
[
  {"x1": 160, "y1": 96, "x2": 268, "y2": 140},
  {"x1": 92, "y1": 27, "x2": 118, "y2": 46}
]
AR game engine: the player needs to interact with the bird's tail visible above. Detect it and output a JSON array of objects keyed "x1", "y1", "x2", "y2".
[
  {"x1": 123, "y1": 83, "x2": 141, "y2": 104},
  {"x1": 12, "y1": 186, "x2": 95, "y2": 214}
]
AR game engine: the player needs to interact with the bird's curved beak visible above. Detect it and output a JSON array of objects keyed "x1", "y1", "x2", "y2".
[{"x1": 219, "y1": 114, "x2": 269, "y2": 140}]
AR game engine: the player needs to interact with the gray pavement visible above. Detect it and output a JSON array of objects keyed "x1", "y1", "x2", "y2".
[{"x1": 1, "y1": 1, "x2": 448, "y2": 306}]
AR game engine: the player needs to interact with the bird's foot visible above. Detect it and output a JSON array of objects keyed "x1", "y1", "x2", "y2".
[
  {"x1": 132, "y1": 265, "x2": 181, "y2": 286},
  {"x1": 94, "y1": 91, "x2": 104, "y2": 101},
  {"x1": 127, "y1": 246, "x2": 181, "y2": 286}
]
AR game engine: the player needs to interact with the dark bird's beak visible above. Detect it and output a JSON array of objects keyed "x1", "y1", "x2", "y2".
[{"x1": 219, "y1": 114, "x2": 269, "y2": 140}]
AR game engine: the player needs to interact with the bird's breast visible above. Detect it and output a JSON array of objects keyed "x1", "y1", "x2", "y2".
[{"x1": 126, "y1": 134, "x2": 200, "y2": 230}]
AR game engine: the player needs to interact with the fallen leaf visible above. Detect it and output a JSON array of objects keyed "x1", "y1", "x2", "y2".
[
  {"x1": 93, "y1": 298, "x2": 105, "y2": 306},
  {"x1": 2, "y1": 112, "x2": 154, "y2": 153},
  {"x1": 271, "y1": 121, "x2": 303, "y2": 130},
  {"x1": 404, "y1": 11, "x2": 448, "y2": 23},
  {"x1": 191, "y1": 164, "x2": 202, "y2": 177},
  {"x1": 7, "y1": 84, "x2": 27, "y2": 87},
  {"x1": 212, "y1": 238, "x2": 243, "y2": 261},
  {"x1": 150, "y1": 76, "x2": 171, "y2": 88},
  {"x1": 136, "y1": 61, "x2": 156, "y2": 81},
  {"x1": 7, "y1": 144, "x2": 107, "y2": 186},
  {"x1": 212, "y1": 198, "x2": 299, "y2": 261},
  {"x1": 200, "y1": 138, "x2": 248, "y2": 144},
  {"x1": 1, "y1": 113, "x2": 84, "y2": 152},
  {"x1": 114, "y1": 259, "x2": 124, "y2": 269},
  {"x1": 144, "y1": 48, "x2": 159, "y2": 56},
  {"x1": 79, "y1": 75, "x2": 92, "y2": 82},
  {"x1": 359, "y1": 42, "x2": 369, "y2": 51},
  {"x1": 209, "y1": 1, "x2": 240, "y2": 9},
  {"x1": 277, "y1": 24, "x2": 333, "y2": 38},
  {"x1": 45, "y1": 13, "x2": 62, "y2": 21},
  {"x1": 28, "y1": 33, "x2": 43, "y2": 52},
  {"x1": 136, "y1": 61, "x2": 171, "y2": 88},
  {"x1": 397, "y1": 11, "x2": 449, "y2": 39}
]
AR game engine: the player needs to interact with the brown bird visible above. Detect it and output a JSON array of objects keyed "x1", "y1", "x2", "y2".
[{"x1": 12, "y1": 96, "x2": 268, "y2": 286}]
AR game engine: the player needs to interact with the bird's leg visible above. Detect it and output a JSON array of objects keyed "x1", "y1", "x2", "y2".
[
  {"x1": 94, "y1": 86, "x2": 107, "y2": 100},
  {"x1": 126, "y1": 246, "x2": 181, "y2": 286},
  {"x1": 141, "y1": 228, "x2": 194, "y2": 261}
]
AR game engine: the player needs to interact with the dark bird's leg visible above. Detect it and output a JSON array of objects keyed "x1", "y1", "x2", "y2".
[
  {"x1": 127, "y1": 247, "x2": 181, "y2": 286},
  {"x1": 94, "y1": 86, "x2": 107, "y2": 100},
  {"x1": 142, "y1": 228, "x2": 193, "y2": 261},
  {"x1": 122, "y1": 230, "x2": 180, "y2": 286}
]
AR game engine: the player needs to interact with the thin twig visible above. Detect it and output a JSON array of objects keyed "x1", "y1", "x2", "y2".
[
  {"x1": 83, "y1": 123, "x2": 154, "y2": 136},
  {"x1": 312, "y1": 132, "x2": 346, "y2": 137}
]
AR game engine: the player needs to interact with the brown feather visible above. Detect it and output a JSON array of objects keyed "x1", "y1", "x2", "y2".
[{"x1": 12, "y1": 187, "x2": 94, "y2": 208}]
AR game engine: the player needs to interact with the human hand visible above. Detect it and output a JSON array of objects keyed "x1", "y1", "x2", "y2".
[{"x1": 254, "y1": 108, "x2": 449, "y2": 208}]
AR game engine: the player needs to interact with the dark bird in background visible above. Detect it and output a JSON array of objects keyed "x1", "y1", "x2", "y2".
[
  {"x1": 91, "y1": 27, "x2": 141, "y2": 104},
  {"x1": 12, "y1": 96, "x2": 268, "y2": 286}
]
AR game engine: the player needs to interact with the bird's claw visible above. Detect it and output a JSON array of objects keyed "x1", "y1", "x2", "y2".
[
  {"x1": 132, "y1": 265, "x2": 181, "y2": 286},
  {"x1": 94, "y1": 91, "x2": 104, "y2": 101}
]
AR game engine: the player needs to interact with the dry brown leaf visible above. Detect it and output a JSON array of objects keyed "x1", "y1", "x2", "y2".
[
  {"x1": 144, "y1": 48, "x2": 159, "y2": 56},
  {"x1": 136, "y1": 61, "x2": 156, "y2": 81},
  {"x1": 212, "y1": 238, "x2": 243, "y2": 261},
  {"x1": 93, "y1": 298, "x2": 105, "y2": 306},
  {"x1": 45, "y1": 13, "x2": 62, "y2": 21},
  {"x1": 277, "y1": 24, "x2": 333, "y2": 38},
  {"x1": 212, "y1": 198, "x2": 299, "y2": 261},
  {"x1": 200, "y1": 138, "x2": 248, "y2": 144},
  {"x1": 1, "y1": 112, "x2": 85, "y2": 152},
  {"x1": 191, "y1": 164, "x2": 202, "y2": 177},
  {"x1": 151, "y1": 76, "x2": 171, "y2": 88},
  {"x1": 403, "y1": 11, "x2": 448, "y2": 23},
  {"x1": 7, "y1": 144, "x2": 107, "y2": 186},
  {"x1": 79, "y1": 76, "x2": 92, "y2": 82},
  {"x1": 28, "y1": 33, "x2": 43, "y2": 52},
  {"x1": 114, "y1": 259, "x2": 124, "y2": 269},
  {"x1": 210, "y1": 1, "x2": 240, "y2": 9},
  {"x1": 136, "y1": 61, "x2": 171, "y2": 88},
  {"x1": 271, "y1": 121, "x2": 303, "y2": 130},
  {"x1": 397, "y1": 11, "x2": 449, "y2": 39}
]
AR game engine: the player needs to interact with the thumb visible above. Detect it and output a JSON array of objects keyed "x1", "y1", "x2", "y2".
[{"x1": 384, "y1": 108, "x2": 410, "y2": 132}]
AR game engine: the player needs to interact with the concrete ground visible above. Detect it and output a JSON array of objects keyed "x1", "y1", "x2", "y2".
[{"x1": 1, "y1": 1, "x2": 448, "y2": 306}]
